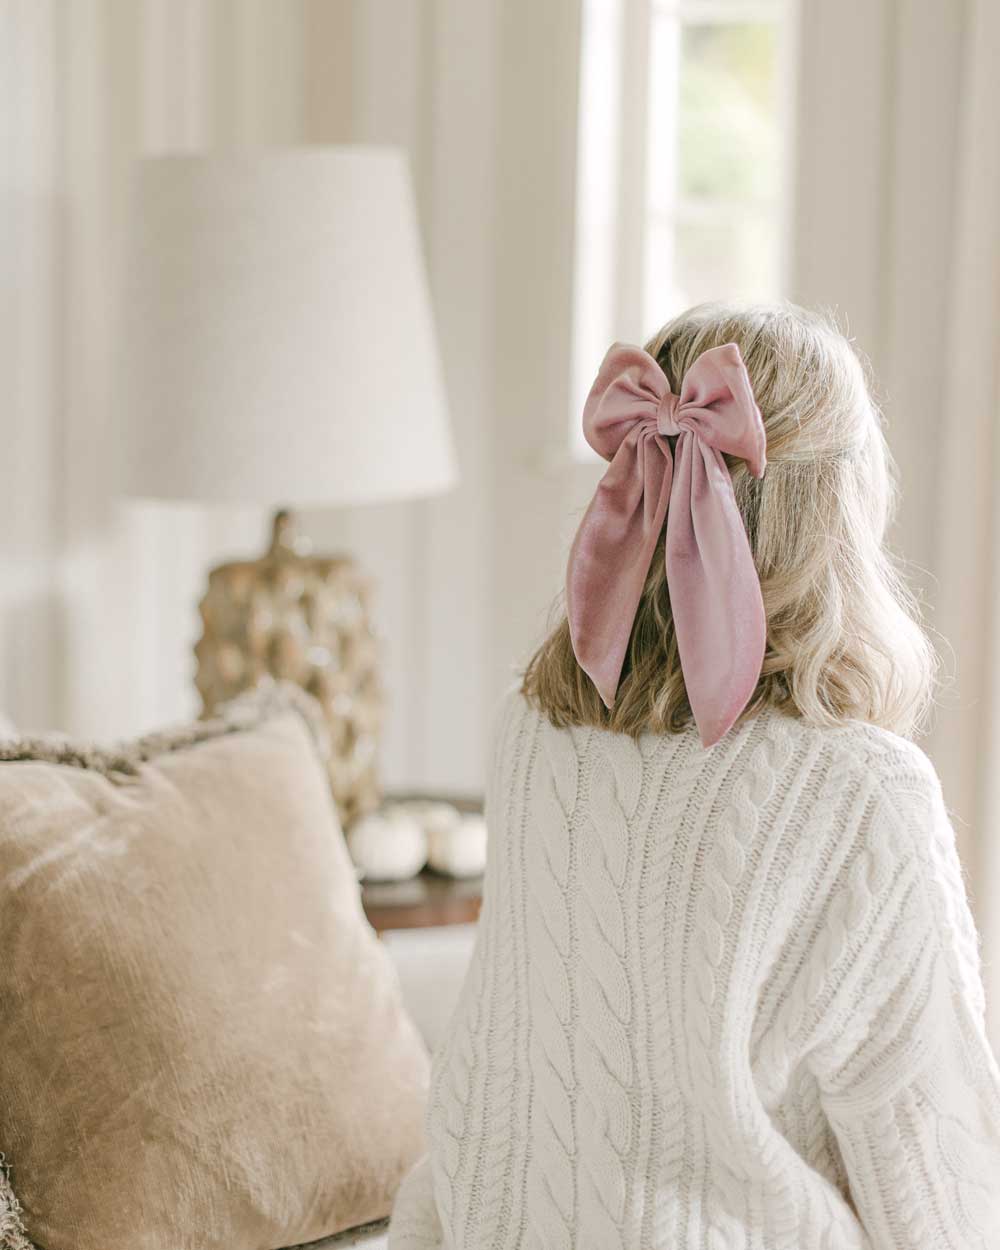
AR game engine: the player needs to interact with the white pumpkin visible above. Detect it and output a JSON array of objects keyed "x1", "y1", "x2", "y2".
[
  {"x1": 426, "y1": 813, "x2": 488, "y2": 878},
  {"x1": 347, "y1": 804, "x2": 428, "y2": 881},
  {"x1": 420, "y1": 802, "x2": 462, "y2": 840}
]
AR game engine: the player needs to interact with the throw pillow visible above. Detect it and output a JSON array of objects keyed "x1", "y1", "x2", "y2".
[{"x1": 0, "y1": 685, "x2": 429, "y2": 1250}]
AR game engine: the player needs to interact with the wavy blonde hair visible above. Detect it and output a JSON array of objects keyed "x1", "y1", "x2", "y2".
[{"x1": 522, "y1": 301, "x2": 935, "y2": 738}]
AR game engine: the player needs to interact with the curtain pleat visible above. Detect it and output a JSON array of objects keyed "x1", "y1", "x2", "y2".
[{"x1": 927, "y1": 0, "x2": 1000, "y2": 1050}]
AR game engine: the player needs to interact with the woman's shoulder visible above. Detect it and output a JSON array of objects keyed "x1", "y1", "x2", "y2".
[
  {"x1": 491, "y1": 688, "x2": 941, "y2": 787},
  {"x1": 781, "y1": 711, "x2": 943, "y2": 807},
  {"x1": 488, "y1": 681, "x2": 532, "y2": 746},
  {"x1": 488, "y1": 688, "x2": 947, "y2": 827},
  {"x1": 780, "y1": 714, "x2": 964, "y2": 922}
]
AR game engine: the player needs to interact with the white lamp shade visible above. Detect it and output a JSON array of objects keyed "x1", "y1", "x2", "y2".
[{"x1": 118, "y1": 147, "x2": 456, "y2": 507}]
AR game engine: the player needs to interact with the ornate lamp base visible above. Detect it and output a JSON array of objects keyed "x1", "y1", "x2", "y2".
[{"x1": 194, "y1": 510, "x2": 381, "y2": 829}]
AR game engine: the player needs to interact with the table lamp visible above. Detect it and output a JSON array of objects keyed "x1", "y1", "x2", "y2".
[{"x1": 118, "y1": 148, "x2": 456, "y2": 828}]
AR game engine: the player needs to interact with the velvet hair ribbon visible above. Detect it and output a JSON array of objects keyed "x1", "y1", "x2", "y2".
[{"x1": 566, "y1": 342, "x2": 767, "y2": 748}]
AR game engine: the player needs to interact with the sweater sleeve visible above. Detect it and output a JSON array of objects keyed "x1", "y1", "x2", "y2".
[{"x1": 810, "y1": 760, "x2": 1000, "y2": 1249}]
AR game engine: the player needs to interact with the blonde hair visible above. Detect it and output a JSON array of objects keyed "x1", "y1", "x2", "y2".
[{"x1": 522, "y1": 301, "x2": 935, "y2": 739}]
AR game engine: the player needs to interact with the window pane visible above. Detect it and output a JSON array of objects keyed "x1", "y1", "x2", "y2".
[
  {"x1": 654, "y1": 1, "x2": 783, "y2": 14},
  {"x1": 647, "y1": 11, "x2": 682, "y2": 218},
  {"x1": 571, "y1": 0, "x2": 793, "y2": 457},
  {"x1": 677, "y1": 21, "x2": 779, "y2": 204},
  {"x1": 646, "y1": 211, "x2": 778, "y2": 320}
]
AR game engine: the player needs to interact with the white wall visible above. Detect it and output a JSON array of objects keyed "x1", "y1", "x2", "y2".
[
  {"x1": 1, "y1": 0, "x2": 62, "y2": 731},
  {"x1": 1, "y1": 0, "x2": 508, "y2": 796}
]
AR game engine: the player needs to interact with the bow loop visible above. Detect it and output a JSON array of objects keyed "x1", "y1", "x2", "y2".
[
  {"x1": 582, "y1": 343, "x2": 670, "y2": 460},
  {"x1": 672, "y1": 341, "x2": 767, "y2": 475},
  {"x1": 566, "y1": 341, "x2": 768, "y2": 747}
]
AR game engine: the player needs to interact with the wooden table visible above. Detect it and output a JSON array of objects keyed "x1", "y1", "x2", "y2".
[
  {"x1": 362, "y1": 868, "x2": 483, "y2": 933},
  {"x1": 359, "y1": 791, "x2": 485, "y2": 933}
]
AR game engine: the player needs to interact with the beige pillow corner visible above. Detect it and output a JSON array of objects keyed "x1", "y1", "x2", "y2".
[{"x1": 0, "y1": 685, "x2": 429, "y2": 1250}]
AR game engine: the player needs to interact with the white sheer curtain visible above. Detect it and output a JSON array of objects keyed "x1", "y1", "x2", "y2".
[
  {"x1": 0, "y1": 0, "x2": 499, "y2": 794},
  {"x1": 790, "y1": 0, "x2": 1000, "y2": 1049},
  {"x1": 1, "y1": 0, "x2": 305, "y2": 744},
  {"x1": 926, "y1": 0, "x2": 1000, "y2": 1047}
]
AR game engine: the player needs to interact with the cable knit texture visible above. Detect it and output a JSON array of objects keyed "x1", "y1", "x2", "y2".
[{"x1": 388, "y1": 690, "x2": 1000, "y2": 1250}]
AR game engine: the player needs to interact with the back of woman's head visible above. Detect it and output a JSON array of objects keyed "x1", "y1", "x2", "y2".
[{"x1": 522, "y1": 300, "x2": 935, "y2": 738}]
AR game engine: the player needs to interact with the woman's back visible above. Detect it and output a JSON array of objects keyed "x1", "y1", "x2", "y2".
[
  {"x1": 390, "y1": 689, "x2": 1000, "y2": 1250},
  {"x1": 390, "y1": 303, "x2": 1000, "y2": 1247}
]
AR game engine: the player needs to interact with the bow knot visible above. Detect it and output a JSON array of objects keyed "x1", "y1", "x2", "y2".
[
  {"x1": 566, "y1": 341, "x2": 767, "y2": 747},
  {"x1": 656, "y1": 392, "x2": 682, "y2": 436}
]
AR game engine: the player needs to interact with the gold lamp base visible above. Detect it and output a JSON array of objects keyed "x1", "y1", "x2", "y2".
[{"x1": 194, "y1": 510, "x2": 382, "y2": 829}]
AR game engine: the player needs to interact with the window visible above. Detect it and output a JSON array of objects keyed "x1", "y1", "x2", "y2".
[{"x1": 571, "y1": 0, "x2": 796, "y2": 451}]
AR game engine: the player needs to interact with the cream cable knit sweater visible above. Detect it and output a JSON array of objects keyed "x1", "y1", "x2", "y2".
[{"x1": 388, "y1": 690, "x2": 1000, "y2": 1250}]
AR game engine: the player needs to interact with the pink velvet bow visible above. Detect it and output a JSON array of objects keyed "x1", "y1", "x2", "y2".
[{"x1": 566, "y1": 342, "x2": 767, "y2": 747}]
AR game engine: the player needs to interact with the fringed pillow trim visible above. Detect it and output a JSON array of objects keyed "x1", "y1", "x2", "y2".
[
  {"x1": 0, "y1": 1156, "x2": 34, "y2": 1250},
  {"x1": 0, "y1": 680, "x2": 329, "y2": 778}
]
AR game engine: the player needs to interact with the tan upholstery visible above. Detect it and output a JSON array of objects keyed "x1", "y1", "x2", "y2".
[{"x1": 0, "y1": 689, "x2": 429, "y2": 1250}]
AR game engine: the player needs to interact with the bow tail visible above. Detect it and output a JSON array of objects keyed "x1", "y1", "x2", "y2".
[
  {"x1": 665, "y1": 435, "x2": 766, "y2": 747},
  {"x1": 566, "y1": 431, "x2": 673, "y2": 708}
]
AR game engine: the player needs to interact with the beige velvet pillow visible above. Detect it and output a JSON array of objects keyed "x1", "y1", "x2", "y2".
[{"x1": 0, "y1": 688, "x2": 429, "y2": 1250}]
